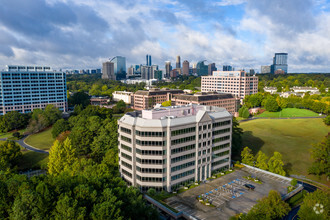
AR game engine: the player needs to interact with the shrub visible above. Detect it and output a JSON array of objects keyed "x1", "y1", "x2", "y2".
[
  {"x1": 291, "y1": 178, "x2": 298, "y2": 187},
  {"x1": 323, "y1": 115, "x2": 330, "y2": 125}
]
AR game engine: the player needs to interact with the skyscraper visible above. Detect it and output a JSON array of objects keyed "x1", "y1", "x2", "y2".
[
  {"x1": 208, "y1": 63, "x2": 217, "y2": 75},
  {"x1": 165, "y1": 61, "x2": 172, "y2": 78},
  {"x1": 110, "y1": 56, "x2": 126, "y2": 74},
  {"x1": 271, "y1": 53, "x2": 288, "y2": 74},
  {"x1": 196, "y1": 61, "x2": 208, "y2": 76},
  {"x1": 151, "y1": 65, "x2": 159, "y2": 79},
  {"x1": 182, "y1": 60, "x2": 189, "y2": 76},
  {"x1": 223, "y1": 65, "x2": 233, "y2": 71},
  {"x1": 141, "y1": 65, "x2": 151, "y2": 80},
  {"x1": 176, "y1": 55, "x2": 181, "y2": 69},
  {"x1": 102, "y1": 61, "x2": 115, "y2": 80},
  {"x1": 146, "y1": 54, "x2": 152, "y2": 66}
]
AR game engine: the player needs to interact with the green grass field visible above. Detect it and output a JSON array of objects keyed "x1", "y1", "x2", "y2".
[
  {"x1": 0, "y1": 128, "x2": 27, "y2": 139},
  {"x1": 19, "y1": 150, "x2": 49, "y2": 170},
  {"x1": 239, "y1": 118, "x2": 329, "y2": 185},
  {"x1": 256, "y1": 108, "x2": 319, "y2": 118},
  {"x1": 24, "y1": 127, "x2": 55, "y2": 151}
]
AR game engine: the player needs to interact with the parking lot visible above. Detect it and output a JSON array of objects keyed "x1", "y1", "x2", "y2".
[{"x1": 165, "y1": 166, "x2": 291, "y2": 220}]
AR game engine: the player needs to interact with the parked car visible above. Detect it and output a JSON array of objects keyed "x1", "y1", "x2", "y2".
[{"x1": 244, "y1": 184, "x2": 255, "y2": 190}]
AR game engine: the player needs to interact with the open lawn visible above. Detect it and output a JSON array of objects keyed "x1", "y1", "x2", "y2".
[
  {"x1": 0, "y1": 128, "x2": 27, "y2": 139},
  {"x1": 24, "y1": 127, "x2": 55, "y2": 150},
  {"x1": 19, "y1": 150, "x2": 49, "y2": 170},
  {"x1": 256, "y1": 108, "x2": 319, "y2": 118},
  {"x1": 239, "y1": 118, "x2": 329, "y2": 185}
]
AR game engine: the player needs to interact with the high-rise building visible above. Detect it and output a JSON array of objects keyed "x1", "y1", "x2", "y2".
[
  {"x1": 0, "y1": 65, "x2": 67, "y2": 115},
  {"x1": 118, "y1": 104, "x2": 232, "y2": 192},
  {"x1": 154, "y1": 70, "x2": 163, "y2": 81},
  {"x1": 182, "y1": 60, "x2": 189, "y2": 76},
  {"x1": 146, "y1": 54, "x2": 152, "y2": 66},
  {"x1": 102, "y1": 61, "x2": 115, "y2": 80},
  {"x1": 176, "y1": 55, "x2": 181, "y2": 69},
  {"x1": 208, "y1": 63, "x2": 217, "y2": 75},
  {"x1": 127, "y1": 67, "x2": 134, "y2": 76},
  {"x1": 110, "y1": 56, "x2": 126, "y2": 75},
  {"x1": 223, "y1": 65, "x2": 233, "y2": 71},
  {"x1": 165, "y1": 61, "x2": 172, "y2": 78},
  {"x1": 261, "y1": 66, "x2": 271, "y2": 74},
  {"x1": 201, "y1": 71, "x2": 258, "y2": 102},
  {"x1": 151, "y1": 65, "x2": 159, "y2": 79},
  {"x1": 141, "y1": 65, "x2": 151, "y2": 80},
  {"x1": 196, "y1": 61, "x2": 208, "y2": 76},
  {"x1": 271, "y1": 53, "x2": 288, "y2": 74}
]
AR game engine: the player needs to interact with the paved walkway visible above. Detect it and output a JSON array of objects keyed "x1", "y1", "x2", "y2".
[{"x1": 0, "y1": 136, "x2": 49, "y2": 154}]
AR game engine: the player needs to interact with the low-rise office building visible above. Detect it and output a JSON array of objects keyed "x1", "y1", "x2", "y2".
[
  {"x1": 171, "y1": 92, "x2": 240, "y2": 115},
  {"x1": 133, "y1": 88, "x2": 184, "y2": 110},
  {"x1": 0, "y1": 65, "x2": 67, "y2": 115},
  {"x1": 118, "y1": 104, "x2": 232, "y2": 192},
  {"x1": 112, "y1": 91, "x2": 133, "y2": 104},
  {"x1": 90, "y1": 96, "x2": 110, "y2": 106}
]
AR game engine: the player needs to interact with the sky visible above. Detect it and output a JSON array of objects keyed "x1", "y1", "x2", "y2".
[{"x1": 0, "y1": 0, "x2": 330, "y2": 72}]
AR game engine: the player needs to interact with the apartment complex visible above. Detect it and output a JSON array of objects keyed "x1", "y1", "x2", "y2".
[
  {"x1": 171, "y1": 92, "x2": 240, "y2": 115},
  {"x1": 0, "y1": 65, "x2": 67, "y2": 115},
  {"x1": 118, "y1": 104, "x2": 232, "y2": 192},
  {"x1": 201, "y1": 70, "x2": 258, "y2": 101},
  {"x1": 133, "y1": 88, "x2": 184, "y2": 110}
]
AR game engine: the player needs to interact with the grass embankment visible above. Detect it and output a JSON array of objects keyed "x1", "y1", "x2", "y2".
[
  {"x1": 256, "y1": 108, "x2": 319, "y2": 118},
  {"x1": 24, "y1": 127, "x2": 55, "y2": 151},
  {"x1": 239, "y1": 118, "x2": 329, "y2": 185},
  {"x1": 0, "y1": 128, "x2": 27, "y2": 139},
  {"x1": 19, "y1": 150, "x2": 49, "y2": 171}
]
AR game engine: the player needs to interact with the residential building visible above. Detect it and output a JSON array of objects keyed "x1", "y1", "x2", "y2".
[
  {"x1": 133, "y1": 88, "x2": 184, "y2": 110},
  {"x1": 261, "y1": 65, "x2": 271, "y2": 74},
  {"x1": 201, "y1": 70, "x2": 258, "y2": 101},
  {"x1": 112, "y1": 91, "x2": 133, "y2": 104},
  {"x1": 121, "y1": 79, "x2": 158, "y2": 87},
  {"x1": 171, "y1": 92, "x2": 240, "y2": 115},
  {"x1": 292, "y1": 87, "x2": 319, "y2": 94},
  {"x1": 176, "y1": 55, "x2": 181, "y2": 69},
  {"x1": 263, "y1": 87, "x2": 277, "y2": 94},
  {"x1": 208, "y1": 63, "x2": 217, "y2": 75},
  {"x1": 182, "y1": 60, "x2": 189, "y2": 76},
  {"x1": 118, "y1": 104, "x2": 232, "y2": 192},
  {"x1": 0, "y1": 65, "x2": 67, "y2": 115},
  {"x1": 102, "y1": 61, "x2": 115, "y2": 80},
  {"x1": 271, "y1": 53, "x2": 288, "y2": 74}
]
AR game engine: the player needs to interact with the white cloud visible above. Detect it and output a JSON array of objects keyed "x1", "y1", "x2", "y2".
[{"x1": 214, "y1": 0, "x2": 246, "y2": 7}]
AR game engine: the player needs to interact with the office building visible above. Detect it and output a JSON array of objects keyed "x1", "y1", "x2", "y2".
[
  {"x1": 151, "y1": 65, "x2": 159, "y2": 79},
  {"x1": 127, "y1": 67, "x2": 134, "y2": 76},
  {"x1": 196, "y1": 61, "x2": 208, "y2": 76},
  {"x1": 176, "y1": 55, "x2": 181, "y2": 69},
  {"x1": 154, "y1": 70, "x2": 163, "y2": 81},
  {"x1": 208, "y1": 63, "x2": 217, "y2": 75},
  {"x1": 165, "y1": 61, "x2": 172, "y2": 78},
  {"x1": 118, "y1": 104, "x2": 232, "y2": 192},
  {"x1": 182, "y1": 60, "x2": 189, "y2": 76},
  {"x1": 112, "y1": 91, "x2": 133, "y2": 104},
  {"x1": 223, "y1": 65, "x2": 233, "y2": 71},
  {"x1": 133, "y1": 88, "x2": 184, "y2": 110},
  {"x1": 110, "y1": 56, "x2": 126, "y2": 75},
  {"x1": 90, "y1": 96, "x2": 110, "y2": 106},
  {"x1": 170, "y1": 69, "x2": 180, "y2": 78},
  {"x1": 201, "y1": 70, "x2": 258, "y2": 101},
  {"x1": 171, "y1": 92, "x2": 240, "y2": 115},
  {"x1": 0, "y1": 65, "x2": 67, "y2": 115},
  {"x1": 141, "y1": 66, "x2": 151, "y2": 80},
  {"x1": 146, "y1": 54, "x2": 152, "y2": 66},
  {"x1": 102, "y1": 61, "x2": 115, "y2": 80},
  {"x1": 271, "y1": 53, "x2": 288, "y2": 74},
  {"x1": 261, "y1": 66, "x2": 271, "y2": 74}
]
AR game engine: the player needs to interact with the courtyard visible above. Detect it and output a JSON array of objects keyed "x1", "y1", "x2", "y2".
[{"x1": 165, "y1": 166, "x2": 291, "y2": 220}]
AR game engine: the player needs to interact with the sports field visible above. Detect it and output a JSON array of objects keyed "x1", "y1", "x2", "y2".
[
  {"x1": 256, "y1": 108, "x2": 319, "y2": 118},
  {"x1": 25, "y1": 127, "x2": 55, "y2": 150},
  {"x1": 239, "y1": 118, "x2": 329, "y2": 184}
]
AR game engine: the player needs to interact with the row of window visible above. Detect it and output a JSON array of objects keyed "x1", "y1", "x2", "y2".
[
  {"x1": 171, "y1": 152, "x2": 195, "y2": 164},
  {"x1": 171, "y1": 136, "x2": 195, "y2": 145},
  {"x1": 121, "y1": 144, "x2": 132, "y2": 152},
  {"x1": 121, "y1": 160, "x2": 132, "y2": 169},
  {"x1": 212, "y1": 143, "x2": 230, "y2": 152},
  {"x1": 212, "y1": 157, "x2": 229, "y2": 167},
  {"x1": 171, "y1": 127, "x2": 196, "y2": 136},
  {"x1": 136, "y1": 158, "x2": 165, "y2": 164},
  {"x1": 136, "y1": 130, "x2": 166, "y2": 137},
  {"x1": 136, "y1": 166, "x2": 165, "y2": 173},
  {"x1": 120, "y1": 127, "x2": 131, "y2": 134},
  {"x1": 121, "y1": 152, "x2": 132, "y2": 161},
  {"x1": 212, "y1": 128, "x2": 230, "y2": 136},
  {"x1": 171, "y1": 169, "x2": 195, "y2": 181},
  {"x1": 136, "y1": 149, "x2": 165, "y2": 155},
  {"x1": 121, "y1": 135, "x2": 132, "y2": 143},
  {"x1": 213, "y1": 120, "x2": 231, "y2": 128},
  {"x1": 213, "y1": 150, "x2": 230, "y2": 159},
  {"x1": 122, "y1": 168, "x2": 132, "y2": 178},
  {"x1": 212, "y1": 135, "x2": 230, "y2": 144},
  {"x1": 171, "y1": 161, "x2": 195, "y2": 172},
  {"x1": 137, "y1": 175, "x2": 165, "y2": 182},
  {"x1": 136, "y1": 140, "x2": 166, "y2": 146},
  {"x1": 199, "y1": 124, "x2": 211, "y2": 131},
  {"x1": 171, "y1": 144, "x2": 195, "y2": 154}
]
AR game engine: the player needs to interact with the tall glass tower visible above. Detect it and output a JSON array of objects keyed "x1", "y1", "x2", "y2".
[{"x1": 271, "y1": 53, "x2": 288, "y2": 74}]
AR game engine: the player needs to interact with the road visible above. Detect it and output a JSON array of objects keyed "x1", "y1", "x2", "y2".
[{"x1": 0, "y1": 136, "x2": 49, "y2": 154}]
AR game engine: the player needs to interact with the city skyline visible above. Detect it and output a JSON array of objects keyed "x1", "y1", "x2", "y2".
[{"x1": 0, "y1": 0, "x2": 329, "y2": 72}]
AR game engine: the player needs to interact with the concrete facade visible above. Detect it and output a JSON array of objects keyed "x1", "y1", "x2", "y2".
[
  {"x1": 118, "y1": 104, "x2": 232, "y2": 192},
  {"x1": 112, "y1": 91, "x2": 133, "y2": 104}
]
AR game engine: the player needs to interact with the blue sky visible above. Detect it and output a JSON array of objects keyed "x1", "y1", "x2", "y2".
[{"x1": 0, "y1": 0, "x2": 329, "y2": 72}]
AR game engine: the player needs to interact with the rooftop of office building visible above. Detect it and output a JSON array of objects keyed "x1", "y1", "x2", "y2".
[
  {"x1": 134, "y1": 88, "x2": 184, "y2": 96},
  {"x1": 173, "y1": 91, "x2": 236, "y2": 101}
]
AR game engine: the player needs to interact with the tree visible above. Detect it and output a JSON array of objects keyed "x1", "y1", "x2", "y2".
[
  {"x1": 112, "y1": 100, "x2": 126, "y2": 114},
  {"x1": 239, "y1": 106, "x2": 250, "y2": 119},
  {"x1": 52, "y1": 119, "x2": 71, "y2": 138},
  {"x1": 241, "y1": 147, "x2": 254, "y2": 166},
  {"x1": 232, "y1": 117, "x2": 243, "y2": 159},
  {"x1": 264, "y1": 96, "x2": 280, "y2": 112},
  {"x1": 308, "y1": 135, "x2": 330, "y2": 178},
  {"x1": 43, "y1": 105, "x2": 62, "y2": 126},
  {"x1": 268, "y1": 152, "x2": 286, "y2": 176},
  {"x1": 245, "y1": 190, "x2": 290, "y2": 220},
  {"x1": 255, "y1": 151, "x2": 268, "y2": 170},
  {"x1": 48, "y1": 138, "x2": 78, "y2": 176},
  {"x1": 0, "y1": 141, "x2": 22, "y2": 170},
  {"x1": 161, "y1": 100, "x2": 171, "y2": 107},
  {"x1": 298, "y1": 190, "x2": 329, "y2": 220},
  {"x1": 27, "y1": 113, "x2": 48, "y2": 134},
  {"x1": 68, "y1": 92, "x2": 90, "y2": 108},
  {"x1": 323, "y1": 115, "x2": 330, "y2": 125},
  {"x1": 0, "y1": 111, "x2": 30, "y2": 133}
]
